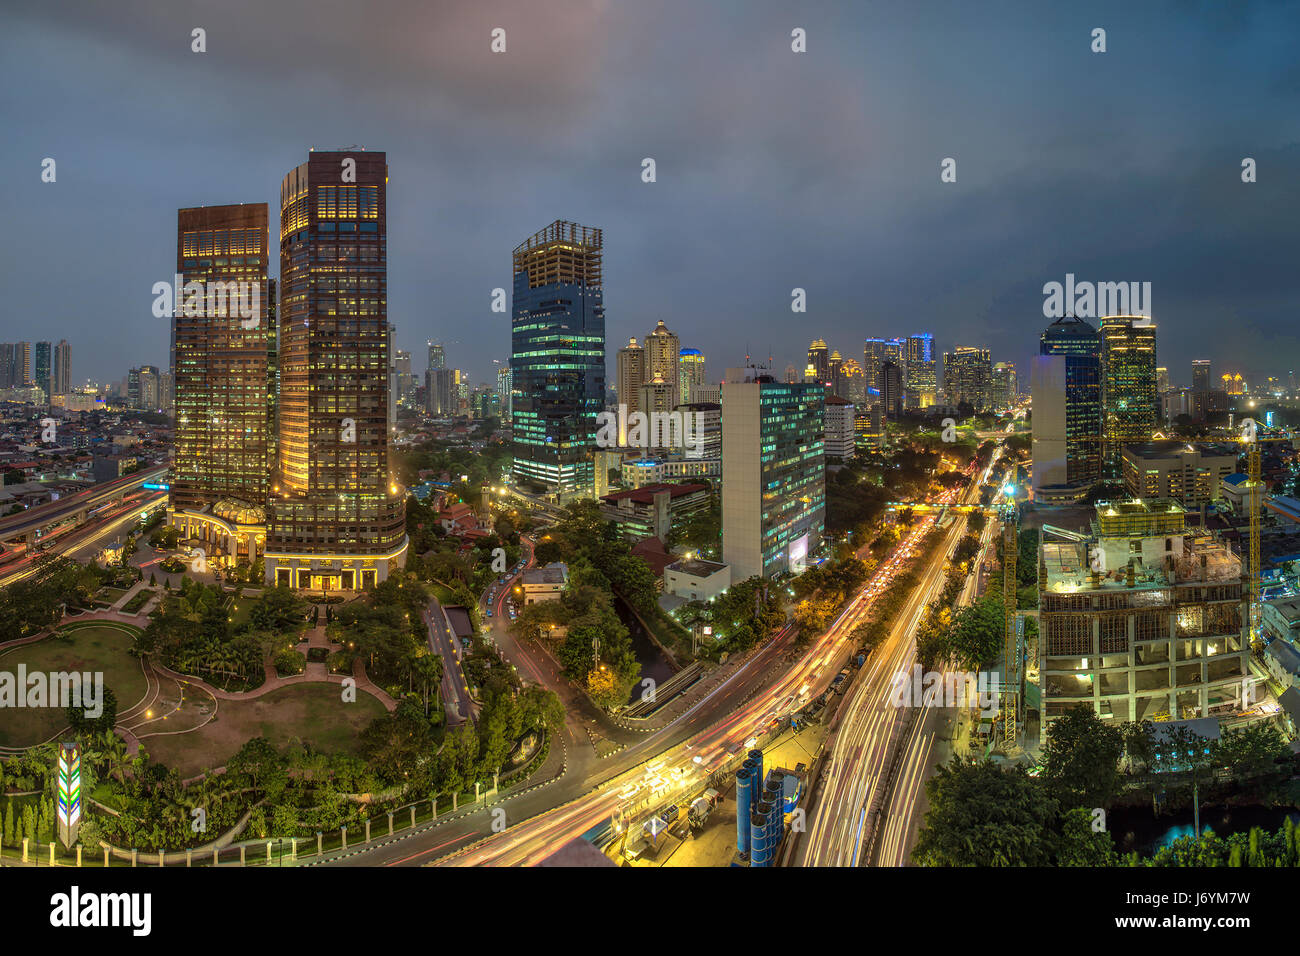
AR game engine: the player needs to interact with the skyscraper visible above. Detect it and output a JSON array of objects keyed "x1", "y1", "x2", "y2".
[
  {"x1": 644, "y1": 320, "x2": 680, "y2": 399},
  {"x1": 1191, "y1": 358, "x2": 1211, "y2": 421},
  {"x1": 15, "y1": 342, "x2": 31, "y2": 387},
  {"x1": 991, "y1": 361, "x2": 1016, "y2": 410},
  {"x1": 616, "y1": 337, "x2": 644, "y2": 414},
  {"x1": 0, "y1": 344, "x2": 14, "y2": 389},
  {"x1": 170, "y1": 203, "x2": 272, "y2": 561},
  {"x1": 52, "y1": 340, "x2": 71, "y2": 398},
  {"x1": 34, "y1": 342, "x2": 51, "y2": 400},
  {"x1": 1100, "y1": 315, "x2": 1158, "y2": 472},
  {"x1": 863, "y1": 337, "x2": 904, "y2": 392},
  {"x1": 721, "y1": 378, "x2": 825, "y2": 581},
  {"x1": 904, "y1": 333, "x2": 937, "y2": 409},
  {"x1": 807, "y1": 339, "x2": 829, "y2": 383},
  {"x1": 943, "y1": 346, "x2": 992, "y2": 410},
  {"x1": 496, "y1": 364, "x2": 512, "y2": 424},
  {"x1": 427, "y1": 341, "x2": 445, "y2": 371},
  {"x1": 678, "y1": 347, "x2": 706, "y2": 406},
  {"x1": 265, "y1": 150, "x2": 406, "y2": 590},
  {"x1": 880, "y1": 360, "x2": 904, "y2": 420},
  {"x1": 510, "y1": 220, "x2": 606, "y2": 496},
  {"x1": 1039, "y1": 316, "x2": 1102, "y2": 488}
]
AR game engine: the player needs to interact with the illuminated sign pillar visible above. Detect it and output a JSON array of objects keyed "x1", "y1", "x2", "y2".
[{"x1": 56, "y1": 742, "x2": 81, "y2": 848}]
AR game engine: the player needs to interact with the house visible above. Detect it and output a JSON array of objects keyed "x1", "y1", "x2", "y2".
[
  {"x1": 664, "y1": 557, "x2": 731, "y2": 604},
  {"x1": 521, "y1": 562, "x2": 568, "y2": 605}
]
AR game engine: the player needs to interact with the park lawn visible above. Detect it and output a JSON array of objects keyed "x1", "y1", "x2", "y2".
[
  {"x1": 0, "y1": 624, "x2": 148, "y2": 749},
  {"x1": 140, "y1": 683, "x2": 387, "y2": 776}
]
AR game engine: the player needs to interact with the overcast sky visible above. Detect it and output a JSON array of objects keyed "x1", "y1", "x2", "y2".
[{"x1": 3, "y1": 0, "x2": 1299, "y2": 391}]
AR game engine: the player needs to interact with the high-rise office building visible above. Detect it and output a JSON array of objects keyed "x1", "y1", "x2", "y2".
[
  {"x1": 265, "y1": 150, "x2": 406, "y2": 590},
  {"x1": 721, "y1": 378, "x2": 825, "y2": 581},
  {"x1": 1156, "y1": 366, "x2": 1169, "y2": 395},
  {"x1": 0, "y1": 344, "x2": 14, "y2": 389},
  {"x1": 616, "y1": 337, "x2": 645, "y2": 418},
  {"x1": 170, "y1": 203, "x2": 272, "y2": 560},
  {"x1": 15, "y1": 342, "x2": 31, "y2": 387},
  {"x1": 991, "y1": 361, "x2": 1016, "y2": 410},
  {"x1": 639, "y1": 374, "x2": 677, "y2": 451},
  {"x1": 52, "y1": 340, "x2": 71, "y2": 398},
  {"x1": 824, "y1": 395, "x2": 856, "y2": 461},
  {"x1": 1191, "y1": 358, "x2": 1211, "y2": 421},
  {"x1": 880, "y1": 360, "x2": 904, "y2": 420},
  {"x1": 1039, "y1": 316, "x2": 1102, "y2": 488},
  {"x1": 510, "y1": 220, "x2": 606, "y2": 496},
  {"x1": 34, "y1": 342, "x2": 51, "y2": 400},
  {"x1": 863, "y1": 337, "x2": 904, "y2": 392},
  {"x1": 678, "y1": 348, "x2": 706, "y2": 406},
  {"x1": 838, "y1": 358, "x2": 866, "y2": 404},
  {"x1": 807, "y1": 339, "x2": 829, "y2": 384},
  {"x1": 427, "y1": 341, "x2": 445, "y2": 372},
  {"x1": 1100, "y1": 315, "x2": 1158, "y2": 472},
  {"x1": 905, "y1": 334, "x2": 937, "y2": 409},
  {"x1": 943, "y1": 346, "x2": 993, "y2": 411},
  {"x1": 828, "y1": 350, "x2": 844, "y2": 395},
  {"x1": 496, "y1": 364, "x2": 512, "y2": 424},
  {"x1": 644, "y1": 320, "x2": 680, "y2": 400},
  {"x1": 426, "y1": 367, "x2": 457, "y2": 417},
  {"x1": 394, "y1": 349, "x2": 412, "y2": 402}
]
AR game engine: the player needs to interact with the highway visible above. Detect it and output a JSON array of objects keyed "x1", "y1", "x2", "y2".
[
  {"x1": 429, "y1": 484, "x2": 970, "y2": 867},
  {"x1": 799, "y1": 449, "x2": 1000, "y2": 867}
]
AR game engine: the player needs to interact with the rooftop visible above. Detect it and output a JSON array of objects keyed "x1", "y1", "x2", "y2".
[
  {"x1": 666, "y1": 558, "x2": 728, "y2": 577},
  {"x1": 600, "y1": 482, "x2": 708, "y2": 505},
  {"x1": 522, "y1": 562, "x2": 568, "y2": 586}
]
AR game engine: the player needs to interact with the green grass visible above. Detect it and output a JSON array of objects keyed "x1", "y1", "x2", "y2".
[
  {"x1": 140, "y1": 682, "x2": 387, "y2": 776},
  {"x1": 0, "y1": 623, "x2": 147, "y2": 749}
]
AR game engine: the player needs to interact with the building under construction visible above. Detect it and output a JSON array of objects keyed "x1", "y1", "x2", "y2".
[{"x1": 1038, "y1": 499, "x2": 1249, "y2": 724}]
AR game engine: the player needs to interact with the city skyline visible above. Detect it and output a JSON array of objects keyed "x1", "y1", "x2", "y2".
[{"x1": 6, "y1": 1, "x2": 1300, "y2": 388}]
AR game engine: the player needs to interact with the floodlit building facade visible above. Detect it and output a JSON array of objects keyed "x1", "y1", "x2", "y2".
[
  {"x1": 265, "y1": 150, "x2": 407, "y2": 590},
  {"x1": 170, "y1": 203, "x2": 273, "y2": 563}
]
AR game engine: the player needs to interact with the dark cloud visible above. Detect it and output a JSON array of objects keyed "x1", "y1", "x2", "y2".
[{"x1": 2, "y1": 0, "x2": 1299, "y2": 390}]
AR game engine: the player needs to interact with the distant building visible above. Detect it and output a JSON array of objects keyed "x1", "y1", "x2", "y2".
[
  {"x1": 1039, "y1": 315, "x2": 1102, "y2": 487},
  {"x1": 823, "y1": 395, "x2": 856, "y2": 460},
  {"x1": 904, "y1": 334, "x2": 937, "y2": 409},
  {"x1": 863, "y1": 337, "x2": 904, "y2": 393},
  {"x1": 1100, "y1": 315, "x2": 1158, "y2": 473},
  {"x1": 943, "y1": 346, "x2": 992, "y2": 411},
  {"x1": 879, "y1": 361, "x2": 904, "y2": 420},
  {"x1": 678, "y1": 348, "x2": 706, "y2": 406},
  {"x1": 992, "y1": 361, "x2": 1017, "y2": 410},
  {"x1": 1122, "y1": 441, "x2": 1239, "y2": 510}
]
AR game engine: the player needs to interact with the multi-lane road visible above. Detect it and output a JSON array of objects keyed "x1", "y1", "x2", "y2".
[{"x1": 800, "y1": 451, "x2": 1001, "y2": 867}]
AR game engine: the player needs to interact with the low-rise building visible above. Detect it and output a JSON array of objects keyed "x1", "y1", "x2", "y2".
[
  {"x1": 1261, "y1": 596, "x2": 1300, "y2": 644},
  {"x1": 521, "y1": 562, "x2": 568, "y2": 605},
  {"x1": 1265, "y1": 638, "x2": 1300, "y2": 690},
  {"x1": 664, "y1": 557, "x2": 731, "y2": 604},
  {"x1": 599, "y1": 482, "x2": 710, "y2": 541},
  {"x1": 1121, "y1": 441, "x2": 1239, "y2": 510},
  {"x1": 620, "y1": 457, "x2": 720, "y2": 489}
]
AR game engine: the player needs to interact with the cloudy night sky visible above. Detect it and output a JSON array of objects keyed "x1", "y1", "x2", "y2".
[{"x1": 3, "y1": 0, "x2": 1299, "y2": 390}]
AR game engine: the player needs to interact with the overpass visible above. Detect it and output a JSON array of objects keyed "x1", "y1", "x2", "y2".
[{"x1": 0, "y1": 465, "x2": 169, "y2": 548}]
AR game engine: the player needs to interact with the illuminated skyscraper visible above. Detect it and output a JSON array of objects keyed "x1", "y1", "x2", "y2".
[
  {"x1": 721, "y1": 378, "x2": 825, "y2": 580},
  {"x1": 807, "y1": 339, "x2": 829, "y2": 383},
  {"x1": 943, "y1": 346, "x2": 992, "y2": 410},
  {"x1": 904, "y1": 333, "x2": 937, "y2": 408},
  {"x1": 1039, "y1": 315, "x2": 1101, "y2": 488},
  {"x1": 678, "y1": 347, "x2": 705, "y2": 405},
  {"x1": 880, "y1": 360, "x2": 904, "y2": 419},
  {"x1": 644, "y1": 320, "x2": 680, "y2": 399},
  {"x1": 863, "y1": 337, "x2": 904, "y2": 392},
  {"x1": 992, "y1": 361, "x2": 1016, "y2": 410},
  {"x1": 1099, "y1": 315, "x2": 1158, "y2": 472},
  {"x1": 52, "y1": 340, "x2": 71, "y2": 398},
  {"x1": 34, "y1": 342, "x2": 51, "y2": 400},
  {"x1": 170, "y1": 203, "x2": 272, "y2": 562},
  {"x1": 265, "y1": 150, "x2": 406, "y2": 590},
  {"x1": 617, "y1": 337, "x2": 644, "y2": 412},
  {"x1": 510, "y1": 220, "x2": 606, "y2": 496}
]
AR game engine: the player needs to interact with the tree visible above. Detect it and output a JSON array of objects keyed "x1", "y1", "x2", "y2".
[
  {"x1": 67, "y1": 686, "x2": 117, "y2": 737},
  {"x1": 1041, "y1": 706, "x2": 1124, "y2": 810},
  {"x1": 913, "y1": 757, "x2": 1057, "y2": 866},
  {"x1": 1056, "y1": 807, "x2": 1118, "y2": 866}
]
